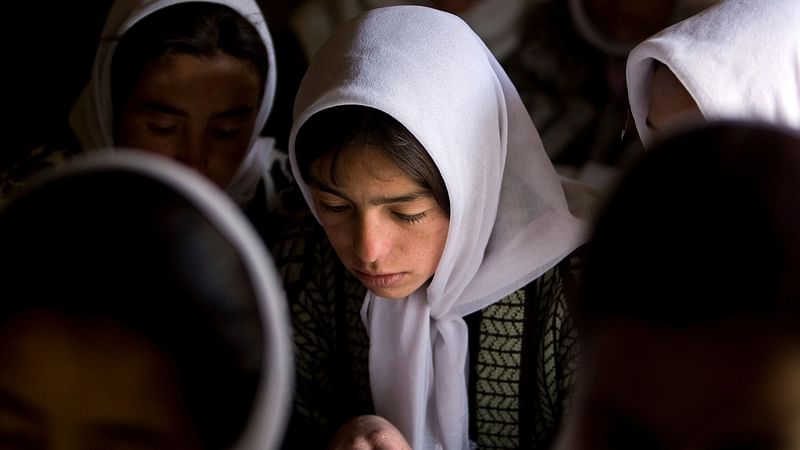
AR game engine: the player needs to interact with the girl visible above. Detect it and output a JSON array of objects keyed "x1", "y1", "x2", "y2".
[
  {"x1": 557, "y1": 122, "x2": 800, "y2": 450},
  {"x1": 3, "y1": 0, "x2": 295, "y2": 238},
  {"x1": 71, "y1": 0, "x2": 277, "y2": 205},
  {"x1": 625, "y1": 0, "x2": 800, "y2": 147},
  {"x1": 276, "y1": 6, "x2": 596, "y2": 449}
]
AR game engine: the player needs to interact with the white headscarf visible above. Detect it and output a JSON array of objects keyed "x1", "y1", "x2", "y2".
[
  {"x1": 288, "y1": 6, "x2": 593, "y2": 449},
  {"x1": 69, "y1": 0, "x2": 278, "y2": 205},
  {"x1": 626, "y1": 0, "x2": 800, "y2": 147},
  {"x1": 23, "y1": 150, "x2": 293, "y2": 450}
]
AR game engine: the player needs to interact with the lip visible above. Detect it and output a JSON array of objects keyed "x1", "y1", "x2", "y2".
[{"x1": 354, "y1": 270, "x2": 405, "y2": 290}]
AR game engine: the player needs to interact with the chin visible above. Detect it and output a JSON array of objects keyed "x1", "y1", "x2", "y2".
[{"x1": 369, "y1": 286, "x2": 413, "y2": 300}]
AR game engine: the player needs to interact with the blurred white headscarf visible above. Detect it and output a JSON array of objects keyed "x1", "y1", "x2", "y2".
[
  {"x1": 69, "y1": 0, "x2": 277, "y2": 205},
  {"x1": 9, "y1": 150, "x2": 293, "y2": 450},
  {"x1": 626, "y1": 0, "x2": 800, "y2": 147},
  {"x1": 289, "y1": 6, "x2": 594, "y2": 449}
]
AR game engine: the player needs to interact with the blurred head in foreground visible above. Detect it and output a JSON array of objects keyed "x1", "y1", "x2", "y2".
[
  {"x1": 0, "y1": 150, "x2": 292, "y2": 450},
  {"x1": 559, "y1": 122, "x2": 800, "y2": 450}
]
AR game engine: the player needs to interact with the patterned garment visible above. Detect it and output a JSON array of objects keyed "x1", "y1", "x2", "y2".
[
  {"x1": 0, "y1": 144, "x2": 303, "y2": 250},
  {"x1": 0, "y1": 143, "x2": 80, "y2": 204},
  {"x1": 274, "y1": 216, "x2": 580, "y2": 449}
]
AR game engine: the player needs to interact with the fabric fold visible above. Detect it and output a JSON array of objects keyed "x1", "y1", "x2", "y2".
[{"x1": 627, "y1": 0, "x2": 800, "y2": 147}]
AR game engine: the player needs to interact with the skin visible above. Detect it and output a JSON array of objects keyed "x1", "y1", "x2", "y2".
[
  {"x1": 564, "y1": 318, "x2": 800, "y2": 450},
  {"x1": 328, "y1": 415, "x2": 412, "y2": 450},
  {"x1": 115, "y1": 52, "x2": 262, "y2": 188},
  {"x1": 307, "y1": 143, "x2": 450, "y2": 300},
  {"x1": 646, "y1": 64, "x2": 703, "y2": 136},
  {"x1": 0, "y1": 310, "x2": 203, "y2": 450},
  {"x1": 582, "y1": 0, "x2": 676, "y2": 43},
  {"x1": 431, "y1": 0, "x2": 479, "y2": 13}
]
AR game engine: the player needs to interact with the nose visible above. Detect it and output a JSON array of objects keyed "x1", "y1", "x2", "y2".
[
  {"x1": 176, "y1": 129, "x2": 208, "y2": 170},
  {"x1": 353, "y1": 214, "x2": 391, "y2": 264}
]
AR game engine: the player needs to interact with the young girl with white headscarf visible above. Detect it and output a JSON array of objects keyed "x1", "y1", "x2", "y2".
[
  {"x1": 70, "y1": 0, "x2": 278, "y2": 205},
  {"x1": 2, "y1": 0, "x2": 294, "y2": 237},
  {"x1": 275, "y1": 6, "x2": 596, "y2": 449},
  {"x1": 626, "y1": 0, "x2": 800, "y2": 147}
]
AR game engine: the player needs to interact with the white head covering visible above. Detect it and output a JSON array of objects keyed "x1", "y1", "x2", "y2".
[
  {"x1": 14, "y1": 150, "x2": 293, "y2": 450},
  {"x1": 626, "y1": 0, "x2": 800, "y2": 147},
  {"x1": 69, "y1": 0, "x2": 278, "y2": 205},
  {"x1": 288, "y1": 6, "x2": 592, "y2": 449}
]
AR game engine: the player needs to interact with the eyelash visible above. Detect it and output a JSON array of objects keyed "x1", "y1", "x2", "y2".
[
  {"x1": 212, "y1": 129, "x2": 239, "y2": 140},
  {"x1": 319, "y1": 203, "x2": 350, "y2": 215},
  {"x1": 319, "y1": 204, "x2": 427, "y2": 224},
  {"x1": 148, "y1": 124, "x2": 178, "y2": 135},
  {"x1": 395, "y1": 212, "x2": 426, "y2": 224}
]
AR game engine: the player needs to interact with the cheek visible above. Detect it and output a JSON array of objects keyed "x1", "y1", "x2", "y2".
[
  {"x1": 206, "y1": 139, "x2": 251, "y2": 183},
  {"x1": 415, "y1": 221, "x2": 449, "y2": 273},
  {"x1": 318, "y1": 219, "x2": 354, "y2": 254}
]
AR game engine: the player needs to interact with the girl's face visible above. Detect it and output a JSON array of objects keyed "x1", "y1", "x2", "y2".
[
  {"x1": 115, "y1": 52, "x2": 261, "y2": 188},
  {"x1": 564, "y1": 319, "x2": 800, "y2": 450},
  {"x1": 646, "y1": 64, "x2": 703, "y2": 138},
  {"x1": 308, "y1": 144, "x2": 450, "y2": 299},
  {"x1": 0, "y1": 311, "x2": 203, "y2": 450}
]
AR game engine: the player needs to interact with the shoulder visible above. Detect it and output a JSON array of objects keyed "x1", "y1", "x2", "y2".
[
  {"x1": 271, "y1": 212, "x2": 366, "y2": 313},
  {"x1": 1, "y1": 142, "x2": 82, "y2": 201},
  {"x1": 271, "y1": 211, "x2": 330, "y2": 288}
]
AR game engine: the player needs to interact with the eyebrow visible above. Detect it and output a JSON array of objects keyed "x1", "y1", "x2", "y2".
[
  {"x1": 210, "y1": 105, "x2": 255, "y2": 120},
  {"x1": 0, "y1": 389, "x2": 42, "y2": 423},
  {"x1": 138, "y1": 102, "x2": 254, "y2": 120},
  {"x1": 309, "y1": 179, "x2": 431, "y2": 206},
  {"x1": 138, "y1": 101, "x2": 188, "y2": 118}
]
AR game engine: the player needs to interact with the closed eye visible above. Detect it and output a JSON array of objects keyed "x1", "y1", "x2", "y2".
[
  {"x1": 147, "y1": 123, "x2": 178, "y2": 135},
  {"x1": 394, "y1": 211, "x2": 426, "y2": 224},
  {"x1": 320, "y1": 203, "x2": 350, "y2": 214},
  {"x1": 211, "y1": 128, "x2": 242, "y2": 140}
]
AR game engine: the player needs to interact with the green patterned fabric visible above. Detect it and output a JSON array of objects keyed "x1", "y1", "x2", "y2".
[
  {"x1": 0, "y1": 144, "x2": 80, "y2": 205},
  {"x1": 275, "y1": 216, "x2": 579, "y2": 449}
]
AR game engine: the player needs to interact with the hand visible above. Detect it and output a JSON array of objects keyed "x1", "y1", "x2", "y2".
[{"x1": 328, "y1": 415, "x2": 412, "y2": 450}]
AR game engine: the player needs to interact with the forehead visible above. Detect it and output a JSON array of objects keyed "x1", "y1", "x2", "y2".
[
  {"x1": 0, "y1": 312, "x2": 201, "y2": 447},
  {"x1": 0, "y1": 311, "x2": 182, "y2": 411},
  {"x1": 581, "y1": 319, "x2": 800, "y2": 447},
  {"x1": 129, "y1": 53, "x2": 261, "y2": 107},
  {"x1": 310, "y1": 143, "x2": 419, "y2": 189}
]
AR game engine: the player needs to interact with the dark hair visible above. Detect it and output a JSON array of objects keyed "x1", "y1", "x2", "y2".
[
  {"x1": 578, "y1": 122, "x2": 800, "y2": 328},
  {"x1": 295, "y1": 105, "x2": 450, "y2": 215},
  {"x1": 0, "y1": 170, "x2": 265, "y2": 450},
  {"x1": 110, "y1": 2, "x2": 269, "y2": 122}
]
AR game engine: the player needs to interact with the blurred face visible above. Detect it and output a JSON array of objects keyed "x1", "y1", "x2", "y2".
[
  {"x1": 308, "y1": 144, "x2": 450, "y2": 299},
  {"x1": 581, "y1": 0, "x2": 676, "y2": 44},
  {"x1": 115, "y1": 52, "x2": 262, "y2": 188},
  {"x1": 431, "y1": 0, "x2": 479, "y2": 13},
  {"x1": 563, "y1": 318, "x2": 800, "y2": 450},
  {"x1": 646, "y1": 64, "x2": 703, "y2": 138},
  {"x1": 0, "y1": 311, "x2": 203, "y2": 450}
]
